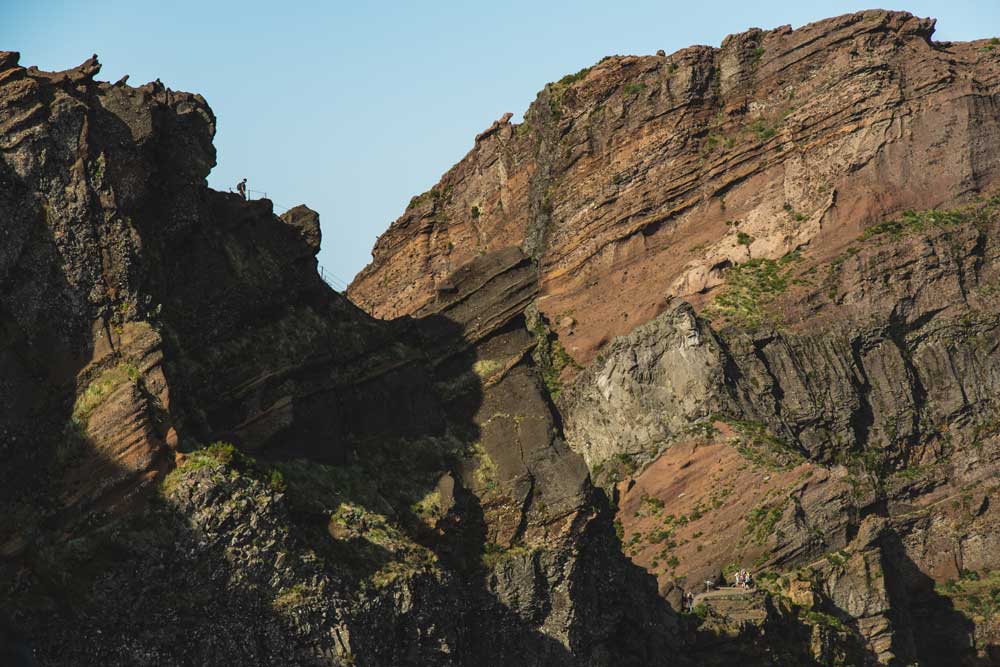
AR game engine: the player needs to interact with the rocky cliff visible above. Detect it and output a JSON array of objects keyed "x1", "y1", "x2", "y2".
[
  {"x1": 4, "y1": 8, "x2": 1000, "y2": 667},
  {"x1": 349, "y1": 10, "x2": 1000, "y2": 365},
  {"x1": 349, "y1": 9, "x2": 1000, "y2": 666},
  {"x1": 0, "y1": 52, "x2": 675, "y2": 665}
]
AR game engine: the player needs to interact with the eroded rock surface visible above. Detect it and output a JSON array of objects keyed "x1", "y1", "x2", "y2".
[
  {"x1": 0, "y1": 52, "x2": 675, "y2": 666},
  {"x1": 6, "y1": 8, "x2": 1000, "y2": 667},
  {"x1": 349, "y1": 10, "x2": 1000, "y2": 369},
  {"x1": 346, "y1": 9, "x2": 1000, "y2": 665}
]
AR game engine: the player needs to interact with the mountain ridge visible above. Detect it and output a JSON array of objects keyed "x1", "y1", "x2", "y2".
[{"x1": 3, "y1": 8, "x2": 1000, "y2": 665}]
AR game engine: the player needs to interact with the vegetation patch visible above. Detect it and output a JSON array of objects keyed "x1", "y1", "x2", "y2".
[
  {"x1": 472, "y1": 358, "x2": 505, "y2": 380},
  {"x1": 546, "y1": 68, "x2": 592, "y2": 117},
  {"x1": 724, "y1": 418, "x2": 804, "y2": 470},
  {"x1": 824, "y1": 550, "x2": 849, "y2": 567},
  {"x1": 802, "y1": 609, "x2": 847, "y2": 631},
  {"x1": 936, "y1": 569, "x2": 1000, "y2": 623},
  {"x1": 161, "y1": 441, "x2": 258, "y2": 495},
  {"x1": 702, "y1": 252, "x2": 801, "y2": 329},
  {"x1": 623, "y1": 82, "x2": 647, "y2": 96},
  {"x1": 467, "y1": 441, "x2": 499, "y2": 494},
  {"x1": 747, "y1": 118, "x2": 778, "y2": 141},
  {"x1": 272, "y1": 582, "x2": 321, "y2": 611},
  {"x1": 556, "y1": 66, "x2": 591, "y2": 86},
  {"x1": 783, "y1": 202, "x2": 807, "y2": 222},
  {"x1": 165, "y1": 434, "x2": 461, "y2": 588},
  {"x1": 745, "y1": 497, "x2": 789, "y2": 545},
  {"x1": 682, "y1": 419, "x2": 721, "y2": 441},
  {"x1": 526, "y1": 308, "x2": 581, "y2": 400},
  {"x1": 704, "y1": 132, "x2": 735, "y2": 153},
  {"x1": 859, "y1": 208, "x2": 970, "y2": 242},
  {"x1": 73, "y1": 362, "x2": 140, "y2": 424},
  {"x1": 410, "y1": 488, "x2": 445, "y2": 522},
  {"x1": 594, "y1": 452, "x2": 639, "y2": 486}
]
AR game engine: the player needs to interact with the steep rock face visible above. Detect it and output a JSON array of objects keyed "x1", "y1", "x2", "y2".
[
  {"x1": 588, "y1": 200, "x2": 1000, "y2": 664},
  {"x1": 566, "y1": 206, "x2": 1000, "y2": 473},
  {"x1": 561, "y1": 301, "x2": 731, "y2": 471},
  {"x1": 345, "y1": 10, "x2": 1000, "y2": 665},
  {"x1": 6, "y1": 9, "x2": 1000, "y2": 667},
  {"x1": 0, "y1": 53, "x2": 677, "y2": 666},
  {"x1": 349, "y1": 10, "x2": 1000, "y2": 367}
]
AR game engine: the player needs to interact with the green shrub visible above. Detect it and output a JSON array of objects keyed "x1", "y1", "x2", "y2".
[
  {"x1": 859, "y1": 208, "x2": 968, "y2": 241},
  {"x1": 269, "y1": 469, "x2": 287, "y2": 492},
  {"x1": 527, "y1": 312, "x2": 581, "y2": 400},
  {"x1": 746, "y1": 499, "x2": 788, "y2": 544},
  {"x1": 546, "y1": 68, "x2": 592, "y2": 117},
  {"x1": 272, "y1": 582, "x2": 318, "y2": 610},
  {"x1": 748, "y1": 119, "x2": 777, "y2": 140},
  {"x1": 702, "y1": 252, "x2": 801, "y2": 329},
  {"x1": 641, "y1": 494, "x2": 665, "y2": 511},
  {"x1": 557, "y1": 67, "x2": 591, "y2": 86},
  {"x1": 803, "y1": 610, "x2": 846, "y2": 631},
  {"x1": 73, "y1": 362, "x2": 141, "y2": 423},
  {"x1": 682, "y1": 420, "x2": 720, "y2": 439},
  {"x1": 601, "y1": 452, "x2": 639, "y2": 485},
  {"x1": 825, "y1": 550, "x2": 848, "y2": 566}
]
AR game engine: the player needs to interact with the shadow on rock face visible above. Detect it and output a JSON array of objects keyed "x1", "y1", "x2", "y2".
[
  {"x1": 0, "y1": 51, "x2": 689, "y2": 666},
  {"x1": 0, "y1": 612, "x2": 34, "y2": 667},
  {"x1": 880, "y1": 530, "x2": 984, "y2": 666}
]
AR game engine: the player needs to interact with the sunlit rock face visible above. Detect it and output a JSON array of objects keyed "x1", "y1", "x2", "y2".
[
  {"x1": 5, "y1": 7, "x2": 1000, "y2": 665},
  {"x1": 348, "y1": 9, "x2": 1000, "y2": 665}
]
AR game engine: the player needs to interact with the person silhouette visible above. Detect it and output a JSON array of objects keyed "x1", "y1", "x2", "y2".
[{"x1": 236, "y1": 178, "x2": 247, "y2": 200}]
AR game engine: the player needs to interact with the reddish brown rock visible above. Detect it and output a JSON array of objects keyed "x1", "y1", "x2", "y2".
[
  {"x1": 345, "y1": 12, "x2": 1000, "y2": 664},
  {"x1": 349, "y1": 10, "x2": 1000, "y2": 367}
]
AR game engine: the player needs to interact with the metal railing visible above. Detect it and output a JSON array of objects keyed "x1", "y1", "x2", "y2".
[
  {"x1": 234, "y1": 187, "x2": 350, "y2": 293},
  {"x1": 319, "y1": 266, "x2": 350, "y2": 292}
]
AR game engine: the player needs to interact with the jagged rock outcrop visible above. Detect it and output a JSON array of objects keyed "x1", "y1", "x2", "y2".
[
  {"x1": 561, "y1": 301, "x2": 731, "y2": 472},
  {"x1": 0, "y1": 52, "x2": 677, "y2": 666},
  {"x1": 280, "y1": 204, "x2": 322, "y2": 254},
  {"x1": 6, "y1": 8, "x2": 1000, "y2": 667}
]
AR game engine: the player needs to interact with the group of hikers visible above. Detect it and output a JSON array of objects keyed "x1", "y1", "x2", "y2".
[
  {"x1": 734, "y1": 568, "x2": 754, "y2": 590},
  {"x1": 682, "y1": 567, "x2": 755, "y2": 611}
]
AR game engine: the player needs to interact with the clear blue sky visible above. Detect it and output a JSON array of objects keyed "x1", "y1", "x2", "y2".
[{"x1": 4, "y1": 1, "x2": 997, "y2": 287}]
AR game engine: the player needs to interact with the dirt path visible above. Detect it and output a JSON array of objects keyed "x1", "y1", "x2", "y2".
[{"x1": 692, "y1": 585, "x2": 756, "y2": 606}]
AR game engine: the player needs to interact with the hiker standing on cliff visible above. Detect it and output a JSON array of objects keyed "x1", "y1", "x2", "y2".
[{"x1": 236, "y1": 178, "x2": 247, "y2": 200}]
